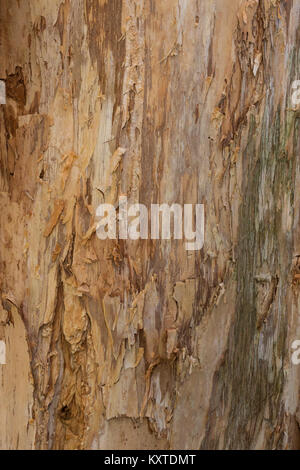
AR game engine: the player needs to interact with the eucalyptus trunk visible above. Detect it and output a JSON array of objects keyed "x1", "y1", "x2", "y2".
[{"x1": 0, "y1": 0, "x2": 299, "y2": 450}]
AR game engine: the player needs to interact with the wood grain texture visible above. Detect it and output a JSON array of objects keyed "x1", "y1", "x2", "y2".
[{"x1": 0, "y1": 0, "x2": 299, "y2": 449}]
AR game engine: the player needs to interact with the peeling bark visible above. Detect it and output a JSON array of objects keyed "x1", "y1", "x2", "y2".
[{"x1": 0, "y1": 0, "x2": 299, "y2": 450}]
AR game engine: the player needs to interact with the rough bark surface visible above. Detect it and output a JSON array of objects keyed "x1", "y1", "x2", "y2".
[{"x1": 0, "y1": 0, "x2": 299, "y2": 450}]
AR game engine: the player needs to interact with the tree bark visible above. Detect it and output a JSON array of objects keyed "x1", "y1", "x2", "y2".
[{"x1": 0, "y1": 0, "x2": 299, "y2": 450}]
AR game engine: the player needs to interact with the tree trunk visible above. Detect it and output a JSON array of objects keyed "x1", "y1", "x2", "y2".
[{"x1": 0, "y1": 0, "x2": 299, "y2": 450}]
